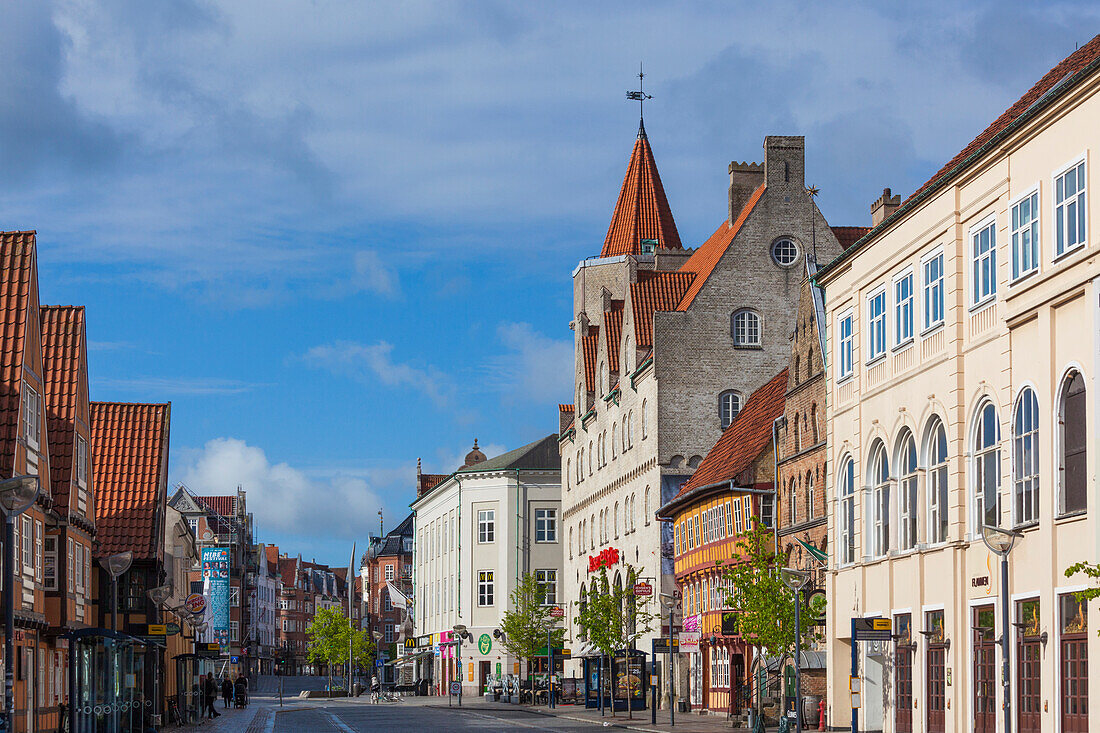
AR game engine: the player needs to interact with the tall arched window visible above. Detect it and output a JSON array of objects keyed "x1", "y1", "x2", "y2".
[
  {"x1": 805, "y1": 472, "x2": 815, "y2": 520},
  {"x1": 644, "y1": 487, "x2": 651, "y2": 525},
  {"x1": 588, "y1": 441, "x2": 594, "y2": 475},
  {"x1": 641, "y1": 399, "x2": 648, "y2": 439},
  {"x1": 577, "y1": 448, "x2": 584, "y2": 483},
  {"x1": 566, "y1": 458, "x2": 571, "y2": 491},
  {"x1": 1059, "y1": 370, "x2": 1087, "y2": 515},
  {"x1": 810, "y1": 404, "x2": 819, "y2": 443},
  {"x1": 1014, "y1": 387, "x2": 1040, "y2": 524},
  {"x1": 628, "y1": 410, "x2": 635, "y2": 448},
  {"x1": 870, "y1": 441, "x2": 890, "y2": 557},
  {"x1": 568, "y1": 526, "x2": 573, "y2": 559},
  {"x1": 612, "y1": 423, "x2": 618, "y2": 459},
  {"x1": 614, "y1": 502, "x2": 620, "y2": 538},
  {"x1": 973, "y1": 401, "x2": 1001, "y2": 532},
  {"x1": 630, "y1": 494, "x2": 637, "y2": 531},
  {"x1": 732, "y1": 309, "x2": 762, "y2": 347},
  {"x1": 794, "y1": 417, "x2": 801, "y2": 451},
  {"x1": 897, "y1": 431, "x2": 918, "y2": 550},
  {"x1": 788, "y1": 478, "x2": 798, "y2": 525},
  {"x1": 839, "y1": 457, "x2": 855, "y2": 564},
  {"x1": 590, "y1": 514, "x2": 596, "y2": 549},
  {"x1": 622, "y1": 420, "x2": 628, "y2": 452},
  {"x1": 926, "y1": 418, "x2": 948, "y2": 543},
  {"x1": 719, "y1": 391, "x2": 743, "y2": 429}
]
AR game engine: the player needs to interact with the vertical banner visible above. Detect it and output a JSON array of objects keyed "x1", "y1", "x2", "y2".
[{"x1": 202, "y1": 547, "x2": 231, "y2": 651}]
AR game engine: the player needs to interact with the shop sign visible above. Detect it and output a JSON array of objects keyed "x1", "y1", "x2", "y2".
[
  {"x1": 403, "y1": 639, "x2": 416, "y2": 651},
  {"x1": 651, "y1": 638, "x2": 680, "y2": 654},
  {"x1": 587, "y1": 547, "x2": 620, "y2": 572},
  {"x1": 184, "y1": 593, "x2": 207, "y2": 616},
  {"x1": 721, "y1": 612, "x2": 739, "y2": 636},
  {"x1": 852, "y1": 617, "x2": 891, "y2": 641},
  {"x1": 165, "y1": 623, "x2": 181, "y2": 637},
  {"x1": 549, "y1": 606, "x2": 564, "y2": 618},
  {"x1": 632, "y1": 583, "x2": 652, "y2": 597},
  {"x1": 478, "y1": 634, "x2": 492, "y2": 654},
  {"x1": 682, "y1": 614, "x2": 700, "y2": 633},
  {"x1": 679, "y1": 632, "x2": 699, "y2": 652}
]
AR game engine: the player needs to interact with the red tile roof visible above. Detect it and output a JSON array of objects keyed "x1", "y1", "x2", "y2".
[
  {"x1": 581, "y1": 328, "x2": 598, "y2": 393},
  {"x1": 629, "y1": 271, "x2": 695, "y2": 348},
  {"x1": 278, "y1": 556, "x2": 298, "y2": 586},
  {"x1": 676, "y1": 184, "x2": 766, "y2": 311},
  {"x1": 265, "y1": 545, "x2": 279, "y2": 569},
  {"x1": 604, "y1": 304, "x2": 624, "y2": 374},
  {"x1": 821, "y1": 34, "x2": 1100, "y2": 275},
  {"x1": 196, "y1": 495, "x2": 236, "y2": 517},
  {"x1": 91, "y1": 402, "x2": 171, "y2": 559},
  {"x1": 558, "y1": 404, "x2": 574, "y2": 413},
  {"x1": 671, "y1": 368, "x2": 787, "y2": 502},
  {"x1": 40, "y1": 305, "x2": 89, "y2": 516},
  {"x1": 830, "y1": 226, "x2": 871, "y2": 251},
  {"x1": 601, "y1": 129, "x2": 683, "y2": 257},
  {"x1": 0, "y1": 232, "x2": 39, "y2": 482},
  {"x1": 418, "y1": 473, "x2": 448, "y2": 495}
]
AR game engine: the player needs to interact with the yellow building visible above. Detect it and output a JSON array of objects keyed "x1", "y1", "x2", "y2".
[{"x1": 816, "y1": 35, "x2": 1100, "y2": 733}]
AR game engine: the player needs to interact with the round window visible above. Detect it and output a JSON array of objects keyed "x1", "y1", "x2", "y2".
[{"x1": 771, "y1": 238, "x2": 799, "y2": 266}]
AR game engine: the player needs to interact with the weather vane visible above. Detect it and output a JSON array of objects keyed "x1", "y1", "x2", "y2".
[{"x1": 626, "y1": 63, "x2": 652, "y2": 130}]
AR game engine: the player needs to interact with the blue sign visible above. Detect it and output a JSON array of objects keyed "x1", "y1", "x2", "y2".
[
  {"x1": 230, "y1": 656, "x2": 239, "y2": 664},
  {"x1": 202, "y1": 547, "x2": 231, "y2": 652},
  {"x1": 375, "y1": 660, "x2": 384, "y2": 669}
]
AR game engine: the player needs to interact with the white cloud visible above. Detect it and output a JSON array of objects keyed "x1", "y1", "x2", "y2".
[
  {"x1": 176, "y1": 437, "x2": 406, "y2": 540},
  {"x1": 491, "y1": 322, "x2": 573, "y2": 405},
  {"x1": 301, "y1": 340, "x2": 451, "y2": 406},
  {"x1": 353, "y1": 250, "x2": 400, "y2": 297}
]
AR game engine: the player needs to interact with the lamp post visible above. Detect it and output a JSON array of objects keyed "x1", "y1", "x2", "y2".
[
  {"x1": 781, "y1": 567, "x2": 811, "y2": 733},
  {"x1": 99, "y1": 551, "x2": 133, "y2": 632},
  {"x1": 452, "y1": 624, "x2": 468, "y2": 707},
  {"x1": 982, "y1": 524, "x2": 1022, "y2": 733},
  {"x1": 0, "y1": 475, "x2": 39, "y2": 733},
  {"x1": 146, "y1": 584, "x2": 172, "y2": 726},
  {"x1": 659, "y1": 592, "x2": 675, "y2": 727}
]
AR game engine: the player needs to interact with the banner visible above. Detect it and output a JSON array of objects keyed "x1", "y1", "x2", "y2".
[{"x1": 202, "y1": 547, "x2": 231, "y2": 652}]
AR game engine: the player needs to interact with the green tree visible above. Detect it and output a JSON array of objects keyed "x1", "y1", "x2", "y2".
[
  {"x1": 306, "y1": 607, "x2": 374, "y2": 694},
  {"x1": 574, "y1": 564, "x2": 656, "y2": 719},
  {"x1": 499, "y1": 572, "x2": 564, "y2": 704},
  {"x1": 1063, "y1": 560, "x2": 1100, "y2": 636}
]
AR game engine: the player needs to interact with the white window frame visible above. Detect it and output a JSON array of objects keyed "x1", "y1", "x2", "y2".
[
  {"x1": 1053, "y1": 155, "x2": 1088, "y2": 259},
  {"x1": 972, "y1": 401, "x2": 1002, "y2": 535},
  {"x1": 927, "y1": 419, "x2": 949, "y2": 544},
  {"x1": 839, "y1": 457, "x2": 856, "y2": 565},
  {"x1": 897, "y1": 433, "x2": 918, "y2": 551},
  {"x1": 385, "y1": 564, "x2": 394, "y2": 581},
  {"x1": 922, "y1": 249, "x2": 945, "y2": 333},
  {"x1": 732, "y1": 310, "x2": 762, "y2": 347},
  {"x1": 1010, "y1": 186, "x2": 1041, "y2": 281},
  {"x1": 893, "y1": 269, "x2": 914, "y2": 348},
  {"x1": 21, "y1": 516, "x2": 32, "y2": 571},
  {"x1": 477, "y1": 509, "x2": 495, "y2": 544},
  {"x1": 866, "y1": 288, "x2": 887, "y2": 363},
  {"x1": 969, "y1": 216, "x2": 997, "y2": 308},
  {"x1": 535, "y1": 508, "x2": 558, "y2": 543},
  {"x1": 477, "y1": 570, "x2": 494, "y2": 607},
  {"x1": 719, "y1": 391, "x2": 742, "y2": 429},
  {"x1": 870, "y1": 444, "x2": 890, "y2": 558},
  {"x1": 535, "y1": 569, "x2": 557, "y2": 605},
  {"x1": 75, "y1": 435, "x2": 88, "y2": 487},
  {"x1": 21, "y1": 383, "x2": 40, "y2": 450},
  {"x1": 838, "y1": 309, "x2": 854, "y2": 381}
]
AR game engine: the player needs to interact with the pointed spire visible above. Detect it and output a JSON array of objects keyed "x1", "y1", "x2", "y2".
[{"x1": 601, "y1": 129, "x2": 682, "y2": 258}]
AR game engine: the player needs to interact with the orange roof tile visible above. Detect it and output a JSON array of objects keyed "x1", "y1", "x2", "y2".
[
  {"x1": 604, "y1": 304, "x2": 624, "y2": 373},
  {"x1": 601, "y1": 128, "x2": 683, "y2": 257},
  {"x1": 823, "y1": 34, "x2": 1100, "y2": 275},
  {"x1": 41, "y1": 305, "x2": 90, "y2": 516},
  {"x1": 265, "y1": 545, "x2": 279, "y2": 568},
  {"x1": 196, "y1": 495, "x2": 236, "y2": 516},
  {"x1": 91, "y1": 401, "x2": 171, "y2": 559},
  {"x1": 676, "y1": 184, "x2": 766, "y2": 311},
  {"x1": 671, "y1": 368, "x2": 787, "y2": 501},
  {"x1": 0, "y1": 232, "x2": 38, "y2": 481},
  {"x1": 558, "y1": 404, "x2": 574, "y2": 413},
  {"x1": 418, "y1": 473, "x2": 448, "y2": 495},
  {"x1": 629, "y1": 271, "x2": 695, "y2": 348},
  {"x1": 830, "y1": 226, "x2": 871, "y2": 250},
  {"x1": 581, "y1": 329, "x2": 598, "y2": 393}
]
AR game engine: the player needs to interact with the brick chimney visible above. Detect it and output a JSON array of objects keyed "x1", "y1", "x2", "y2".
[
  {"x1": 871, "y1": 187, "x2": 901, "y2": 227},
  {"x1": 728, "y1": 161, "x2": 764, "y2": 224},
  {"x1": 763, "y1": 135, "x2": 805, "y2": 190}
]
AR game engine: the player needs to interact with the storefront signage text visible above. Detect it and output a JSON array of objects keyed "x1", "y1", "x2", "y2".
[{"x1": 588, "y1": 547, "x2": 620, "y2": 572}]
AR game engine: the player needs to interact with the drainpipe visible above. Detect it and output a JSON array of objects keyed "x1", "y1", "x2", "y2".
[
  {"x1": 772, "y1": 416, "x2": 787, "y2": 555},
  {"x1": 516, "y1": 469, "x2": 523, "y2": 583},
  {"x1": 456, "y1": 477, "x2": 462, "y2": 621}
]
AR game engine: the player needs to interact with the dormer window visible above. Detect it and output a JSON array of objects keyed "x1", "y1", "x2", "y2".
[
  {"x1": 76, "y1": 436, "x2": 88, "y2": 486},
  {"x1": 21, "y1": 383, "x2": 40, "y2": 450},
  {"x1": 640, "y1": 239, "x2": 657, "y2": 254}
]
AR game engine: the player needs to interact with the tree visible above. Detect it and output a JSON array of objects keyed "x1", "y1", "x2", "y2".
[
  {"x1": 574, "y1": 563, "x2": 656, "y2": 719},
  {"x1": 499, "y1": 572, "x2": 564, "y2": 705},
  {"x1": 719, "y1": 517, "x2": 820, "y2": 715},
  {"x1": 306, "y1": 607, "x2": 374, "y2": 694},
  {"x1": 1064, "y1": 560, "x2": 1100, "y2": 636}
]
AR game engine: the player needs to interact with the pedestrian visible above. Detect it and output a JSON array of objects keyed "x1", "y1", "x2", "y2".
[
  {"x1": 203, "y1": 672, "x2": 221, "y2": 719},
  {"x1": 221, "y1": 675, "x2": 233, "y2": 708}
]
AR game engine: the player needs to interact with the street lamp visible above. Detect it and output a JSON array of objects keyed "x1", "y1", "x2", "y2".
[
  {"x1": 452, "y1": 624, "x2": 469, "y2": 707},
  {"x1": 780, "y1": 567, "x2": 811, "y2": 733},
  {"x1": 99, "y1": 551, "x2": 133, "y2": 632},
  {"x1": 982, "y1": 524, "x2": 1022, "y2": 733},
  {"x1": 658, "y1": 592, "x2": 676, "y2": 728},
  {"x1": 0, "y1": 475, "x2": 39, "y2": 733}
]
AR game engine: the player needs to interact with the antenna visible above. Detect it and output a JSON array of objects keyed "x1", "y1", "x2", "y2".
[
  {"x1": 626, "y1": 62, "x2": 652, "y2": 136},
  {"x1": 807, "y1": 185, "x2": 820, "y2": 261}
]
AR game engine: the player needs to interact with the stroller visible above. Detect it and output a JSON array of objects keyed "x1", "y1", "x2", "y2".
[{"x1": 234, "y1": 677, "x2": 249, "y2": 708}]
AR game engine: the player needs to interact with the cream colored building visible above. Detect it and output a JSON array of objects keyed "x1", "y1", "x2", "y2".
[{"x1": 817, "y1": 37, "x2": 1100, "y2": 733}]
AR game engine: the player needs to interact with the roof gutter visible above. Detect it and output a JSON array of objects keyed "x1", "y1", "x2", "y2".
[
  {"x1": 655, "y1": 479, "x2": 775, "y2": 520},
  {"x1": 815, "y1": 52, "x2": 1100, "y2": 284},
  {"x1": 629, "y1": 354, "x2": 653, "y2": 391}
]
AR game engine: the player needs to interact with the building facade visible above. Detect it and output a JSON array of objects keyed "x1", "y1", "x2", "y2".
[
  {"x1": 412, "y1": 436, "x2": 562, "y2": 697},
  {"x1": 818, "y1": 36, "x2": 1100, "y2": 733},
  {"x1": 363, "y1": 513, "x2": 414, "y2": 686}
]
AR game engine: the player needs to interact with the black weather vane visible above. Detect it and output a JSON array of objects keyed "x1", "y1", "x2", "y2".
[{"x1": 626, "y1": 63, "x2": 652, "y2": 127}]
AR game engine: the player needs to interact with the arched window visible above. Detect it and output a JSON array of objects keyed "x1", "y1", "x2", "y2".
[
  {"x1": 785, "y1": 478, "x2": 796, "y2": 525},
  {"x1": 577, "y1": 448, "x2": 584, "y2": 483},
  {"x1": 732, "y1": 310, "x2": 762, "y2": 347},
  {"x1": 973, "y1": 401, "x2": 1001, "y2": 532},
  {"x1": 590, "y1": 514, "x2": 596, "y2": 549},
  {"x1": 612, "y1": 423, "x2": 618, "y2": 459},
  {"x1": 810, "y1": 404, "x2": 819, "y2": 443},
  {"x1": 628, "y1": 410, "x2": 635, "y2": 448},
  {"x1": 1014, "y1": 387, "x2": 1039, "y2": 524},
  {"x1": 839, "y1": 456, "x2": 855, "y2": 563},
  {"x1": 568, "y1": 526, "x2": 573, "y2": 559},
  {"x1": 589, "y1": 441, "x2": 594, "y2": 475},
  {"x1": 641, "y1": 399, "x2": 648, "y2": 439},
  {"x1": 805, "y1": 471, "x2": 814, "y2": 520},
  {"x1": 622, "y1": 420, "x2": 628, "y2": 452},
  {"x1": 794, "y1": 417, "x2": 801, "y2": 452},
  {"x1": 644, "y1": 487, "x2": 651, "y2": 525},
  {"x1": 630, "y1": 494, "x2": 637, "y2": 531},
  {"x1": 897, "y1": 431, "x2": 918, "y2": 551},
  {"x1": 614, "y1": 502, "x2": 620, "y2": 538},
  {"x1": 720, "y1": 391, "x2": 742, "y2": 429},
  {"x1": 794, "y1": 356, "x2": 801, "y2": 385},
  {"x1": 806, "y1": 349, "x2": 814, "y2": 377},
  {"x1": 927, "y1": 419, "x2": 948, "y2": 543},
  {"x1": 1059, "y1": 370, "x2": 1087, "y2": 515},
  {"x1": 566, "y1": 458, "x2": 571, "y2": 491},
  {"x1": 870, "y1": 442, "x2": 890, "y2": 557}
]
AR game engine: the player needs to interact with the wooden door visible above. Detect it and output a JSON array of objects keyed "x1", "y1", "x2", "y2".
[
  {"x1": 1060, "y1": 635, "x2": 1088, "y2": 732},
  {"x1": 973, "y1": 605, "x2": 996, "y2": 733},
  {"x1": 1016, "y1": 637, "x2": 1041, "y2": 733},
  {"x1": 927, "y1": 645, "x2": 946, "y2": 733},
  {"x1": 895, "y1": 645, "x2": 913, "y2": 733}
]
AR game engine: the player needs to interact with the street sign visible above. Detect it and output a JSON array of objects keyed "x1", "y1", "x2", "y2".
[
  {"x1": 633, "y1": 583, "x2": 653, "y2": 597},
  {"x1": 651, "y1": 637, "x2": 680, "y2": 654},
  {"x1": 852, "y1": 617, "x2": 892, "y2": 641},
  {"x1": 449, "y1": 681, "x2": 461, "y2": 696},
  {"x1": 376, "y1": 660, "x2": 384, "y2": 669},
  {"x1": 147, "y1": 624, "x2": 167, "y2": 636},
  {"x1": 194, "y1": 643, "x2": 220, "y2": 657},
  {"x1": 549, "y1": 606, "x2": 564, "y2": 618},
  {"x1": 559, "y1": 648, "x2": 571, "y2": 659}
]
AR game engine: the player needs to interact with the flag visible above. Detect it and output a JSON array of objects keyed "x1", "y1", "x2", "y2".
[
  {"x1": 387, "y1": 581, "x2": 410, "y2": 609},
  {"x1": 795, "y1": 537, "x2": 827, "y2": 568}
]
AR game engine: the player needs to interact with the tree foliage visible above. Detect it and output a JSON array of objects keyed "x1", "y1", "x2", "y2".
[
  {"x1": 1064, "y1": 560, "x2": 1100, "y2": 636},
  {"x1": 306, "y1": 607, "x2": 374, "y2": 687},
  {"x1": 499, "y1": 572, "x2": 565, "y2": 699},
  {"x1": 574, "y1": 564, "x2": 657, "y2": 660}
]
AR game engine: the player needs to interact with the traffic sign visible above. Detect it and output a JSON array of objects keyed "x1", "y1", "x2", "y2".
[
  {"x1": 549, "y1": 606, "x2": 564, "y2": 618},
  {"x1": 449, "y1": 681, "x2": 461, "y2": 696},
  {"x1": 651, "y1": 637, "x2": 680, "y2": 654},
  {"x1": 633, "y1": 583, "x2": 653, "y2": 597},
  {"x1": 375, "y1": 660, "x2": 384, "y2": 669}
]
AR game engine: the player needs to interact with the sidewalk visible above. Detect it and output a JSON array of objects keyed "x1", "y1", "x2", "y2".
[{"x1": 168, "y1": 703, "x2": 272, "y2": 733}]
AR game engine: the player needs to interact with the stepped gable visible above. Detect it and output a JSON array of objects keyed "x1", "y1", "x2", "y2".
[{"x1": 601, "y1": 127, "x2": 683, "y2": 257}]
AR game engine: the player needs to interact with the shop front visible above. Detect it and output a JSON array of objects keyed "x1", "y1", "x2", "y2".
[
  {"x1": 65, "y1": 629, "x2": 153, "y2": 733},
  {"x1": 582, "y1": 650, "x2": 647, "y2": 711}
]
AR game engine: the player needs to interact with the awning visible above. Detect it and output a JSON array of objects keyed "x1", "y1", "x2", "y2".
[
  {"x1": 795, "y1": 537, "x2": 827, "y2": 568},
  {"x1": 762, "y1": 651, "x2": 826, "y2": 670}
]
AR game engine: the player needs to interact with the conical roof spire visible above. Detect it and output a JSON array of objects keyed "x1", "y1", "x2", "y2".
[{"x1": 601, "y1": 128, "x2": 682, "y2": 258}]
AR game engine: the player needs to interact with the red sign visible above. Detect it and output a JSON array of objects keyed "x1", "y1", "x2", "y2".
[
  {"x1": 633, "y1": 583, "x2": 653, "y2": 597},
  {"x1": 549, "y1": 607, "x2": 564, "y2": 618},
  {"x1": 588, "y1": 547, "x2": 620, "y2": 573}
]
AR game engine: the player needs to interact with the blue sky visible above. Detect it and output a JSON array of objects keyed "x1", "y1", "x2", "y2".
[{"x1": 3, "y1": 1, "x2": 1097, "y2": 565}]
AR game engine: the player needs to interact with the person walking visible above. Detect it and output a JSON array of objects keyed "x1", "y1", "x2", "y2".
[
  {"x1": 221, "y1": 675, "x2": 233, "y2": 708},
  {"x1": 203, "y1": 672, "x2": 221, "y2": 719}
]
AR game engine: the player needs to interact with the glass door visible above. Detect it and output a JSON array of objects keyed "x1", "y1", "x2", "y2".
[
  {"x1": 1059, "y1": 595, "x2": 1088, "y2": 733},
  {"x1": 925, "y1": 610, "x2": 946, "y2": 733},
  {"x1": 1016, "y1": 599, "x2": 1041, "y2": 733}
]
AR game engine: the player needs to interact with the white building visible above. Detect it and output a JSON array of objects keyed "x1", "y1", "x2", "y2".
[{"x1": 412, "y1": 435, "x2": 562, "y2": 697}]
